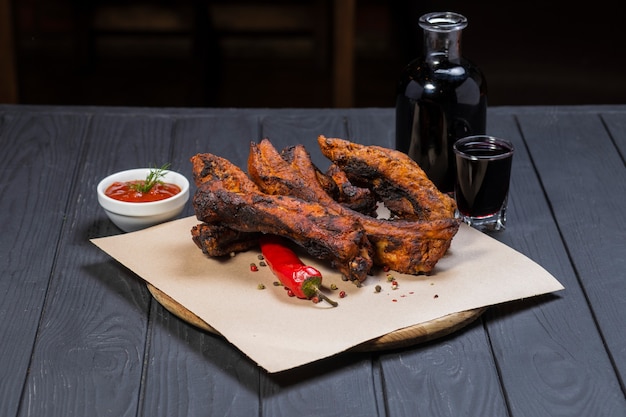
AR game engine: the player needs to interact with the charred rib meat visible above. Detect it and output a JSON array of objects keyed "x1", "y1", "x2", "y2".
[
  {"x1": 317, "y1": 135, "x2": 457, "y2": 221},
  {"x1": 191, "y1": 153, "x2": 373, "y2": 282},
  {"x1": 191, "y1": 223, "x2": 260, "y2": 257},
  {"x1": 248, "y1": 139, "x2": 459, "y2": 274}
]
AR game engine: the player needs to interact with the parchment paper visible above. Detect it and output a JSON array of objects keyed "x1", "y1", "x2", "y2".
[{"x1": 91, "y1": 216, "x2": 564, "y2": 373}]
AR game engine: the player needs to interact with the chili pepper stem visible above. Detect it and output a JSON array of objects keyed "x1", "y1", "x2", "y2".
[{"x1": 315, "y1": 289, "x2": 338, "y2": 307}]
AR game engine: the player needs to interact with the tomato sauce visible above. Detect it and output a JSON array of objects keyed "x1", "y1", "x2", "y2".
[{"x1": 105, "y1": 180, "x2": 181, "y2": 202}]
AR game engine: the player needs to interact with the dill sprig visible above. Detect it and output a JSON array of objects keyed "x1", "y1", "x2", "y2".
[{"x1": 130, "y1": 163, "x2": 171, "y2": 193}]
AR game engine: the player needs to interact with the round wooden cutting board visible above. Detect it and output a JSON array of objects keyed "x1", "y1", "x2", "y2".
[{"x1": 147, "y1": 284, "x2": 485, "y2": 352}]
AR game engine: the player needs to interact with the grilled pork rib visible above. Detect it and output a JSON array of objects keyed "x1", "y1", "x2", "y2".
[
  {"x1": 322, "y1": 164, "x2": 378, "y2": 216},
  {"x1": 248, "y1": 139, "x2": 459, "y2": 274},
  {"x1": 191, "y1": 152, "x2": 373, "y2": 282},
  {"x1": 317, "y1": 136, "x2": 457, "y2": 221},
  {"x1": 191, "y1": 223, "x2": 260, "y2": 256}
]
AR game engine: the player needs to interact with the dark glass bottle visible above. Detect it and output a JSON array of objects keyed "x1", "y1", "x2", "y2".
[{"x1": 395, "y1": 12, "x2": 487, "y2": 194}]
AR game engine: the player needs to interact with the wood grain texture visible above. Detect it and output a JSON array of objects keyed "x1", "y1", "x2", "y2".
[
  {"x1": 1, "y1": 105, "x2": 624, "y2": 417},
  {"x1": 345, "y1": 108, "x2": 395, "y2": 148},
  {"x1": 260, "y1": 356, "x2": 380, "y2": 417},
  {"x1": 260, "y1": 112, "x2": 349, "y2": 169},
  {"x1": 379, "y1": 320, "x2": 510, "y2": 417},
  {"x1": 486, "y1": 110, "x2": 626, "y2": 415},
  {"x1": 141, "y1": 301, "x2": 261, "y2": 417},
  {"x1": 517, "y1": 110, "x2": 626, "y2": 402},
  {"x1": 170, "y1": 112, "x2": 262, "y2": 170},
  {"x1": 603, "y1": 112, "x2": 626, "y2": 157},
  {"x1": 0, "y1": 111, "x2": 88, "y2": 417},
  {"x1": 20, "y1": 113, "x2": 173, "y2": 416}
]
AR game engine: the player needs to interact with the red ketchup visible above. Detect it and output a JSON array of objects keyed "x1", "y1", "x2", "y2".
[{"x1": 105, "y1": 180, "x2": 181, "y2": 203}]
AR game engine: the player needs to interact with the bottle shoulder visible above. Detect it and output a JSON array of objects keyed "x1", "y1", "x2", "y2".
[
  {"x1": 398, "y1": 68, "x2": 486, "y2": 101},
  {"x1": 402, "y1": 56, "x2": 484, "y2": 76},
  {"x1": 400, "y1": 57, "x2": 485, "y2": 88}
]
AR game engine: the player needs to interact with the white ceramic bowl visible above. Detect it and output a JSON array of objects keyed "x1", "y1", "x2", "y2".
[{"x1": 97, "y1": 168, "x2": 190, "y2": 232}]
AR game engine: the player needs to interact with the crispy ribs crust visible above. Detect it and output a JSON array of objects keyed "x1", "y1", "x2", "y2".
[
  {"x1": 248, "y1": 139, "x2": 459, "y2": 274},
  {"x1": 191, "y1": 153, "x2": 373, "y2": 281},
  {"x1": 191, "y1": 223, "x2": 260, "y2": 256},
  {"x1": 323, "y1": 164, "x2": 378, "y2": 216},
  {"x1": 317, "y1": 136, "x2": 457, "y2": 221}
]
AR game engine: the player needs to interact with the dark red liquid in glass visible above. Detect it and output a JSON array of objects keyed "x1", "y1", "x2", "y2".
[{"x1": 454, "y1": 141, "x2": 512, "y2": 217}]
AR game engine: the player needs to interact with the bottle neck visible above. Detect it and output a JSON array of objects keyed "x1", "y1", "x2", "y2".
[
  {"x1": 419, "y1": 12, "x2": 467, "y2": 65},
  {"x1": 423, "y1": 30, "x2": 463, "y2": 64}
]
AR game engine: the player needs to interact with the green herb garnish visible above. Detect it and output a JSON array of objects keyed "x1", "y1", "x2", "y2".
[{"x1": 130, "y1": 163, "x2": 171, "y2": 193}]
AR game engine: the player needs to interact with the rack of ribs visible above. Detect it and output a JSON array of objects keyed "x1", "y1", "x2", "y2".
[
  {"x1": 317, "y1": 135, "x2": 458, "y2": 221},
  {"x1": 190, "y1": 153, "x2": 373, "y2": 282},
  {"x1": 247, "y1": 139, "x2": 459, "y2": 275}
]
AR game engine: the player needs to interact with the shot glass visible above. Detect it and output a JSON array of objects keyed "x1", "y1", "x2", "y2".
[{"x1": 453, "y1": 135, "x2": 514, "y2": 232}]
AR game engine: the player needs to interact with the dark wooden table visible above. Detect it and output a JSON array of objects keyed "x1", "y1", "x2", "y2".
[{"x1": 1, "y1": 104, "x2": 625, "y2": 416}]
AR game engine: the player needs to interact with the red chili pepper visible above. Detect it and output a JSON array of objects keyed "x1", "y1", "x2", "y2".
[{"x1": 259, "y1": 235, "x2": 338, "y2": 307}]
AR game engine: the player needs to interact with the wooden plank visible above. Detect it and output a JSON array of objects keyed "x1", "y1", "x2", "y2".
[
  {"x1": 259, "y1": 111, "x2": 349, "y2": 168},
  {"x1": 484, "y1": 110, "x2": 626, "y2": 414},
  {"x1": 346, "y1": 108, "x2": 395, "y2": 147},
  {"x1": 515, "y1": 109, "x2": 626, "y2": 395},
  {"x1": 142, "y1": 306, "x2": 261, "y2": 416},
  {"x1": 379, "y1": 321, "x2": 509, "y2": 416},
  {"x1": 0, "y1": 111, "x2": 88, "y2": 417},
  {"x1": 19, "y1": 113, "x2": 178, "y2": 415},
  {"x1": 601, "y1": 112, "x2": 626, "y2": 164},
  {"x1": 140, "y1": 115, "x2": 263, "y2": 416},
  {"x1": 259, "y1": 356, "x2": 380, "y2": 417},
  {"x1": 171, "y1": 113, "x2": 262, "y2": 170}
]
